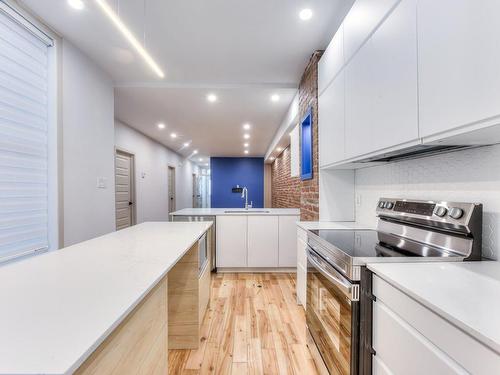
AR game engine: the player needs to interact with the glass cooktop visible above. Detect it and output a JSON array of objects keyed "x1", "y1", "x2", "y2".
[
  {"x1": 309, "y1": 229, "x2": 458, "y2": 258},
  {"x1": 310, "y1": 229, "x2": 383, "y2": 257}
]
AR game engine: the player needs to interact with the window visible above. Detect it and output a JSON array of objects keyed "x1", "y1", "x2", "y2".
[{"x1": 0, "y1": 2, "x2": 55, "y2": 262}]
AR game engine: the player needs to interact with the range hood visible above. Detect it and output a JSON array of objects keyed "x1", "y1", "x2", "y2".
[{"x1": 356, "y1": 144, "x2": 474, "y2": 163}]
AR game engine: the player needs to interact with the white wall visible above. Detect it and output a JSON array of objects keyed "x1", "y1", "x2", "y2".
[
  {"x1": 354, "y1": 144, "x2": 500, "y2": 260},
  {"x1": 114, "y1": 120, "x2": 198, "y2": 223},
  {"x1": 62, "y1": 40, "x2": 116, "y2": 246}
]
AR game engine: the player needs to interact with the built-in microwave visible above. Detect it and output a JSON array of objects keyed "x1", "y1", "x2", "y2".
[{"x1": 198, "y1": 233, "x2": 208, "y2": 277}]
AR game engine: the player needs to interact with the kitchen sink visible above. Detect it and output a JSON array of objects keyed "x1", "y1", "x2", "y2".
[{"x1": 223, "y1": 210, "x2": 270, "y2": 213}]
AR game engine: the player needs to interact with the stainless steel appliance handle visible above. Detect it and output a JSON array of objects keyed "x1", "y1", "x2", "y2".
[{"x1": 307, "y1": 247, "x2": 356, "y2": 300}]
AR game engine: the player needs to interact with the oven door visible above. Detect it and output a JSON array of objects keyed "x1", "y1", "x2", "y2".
[{"x1": 306, "y1": 246, "x2": 360, "y2": 375}]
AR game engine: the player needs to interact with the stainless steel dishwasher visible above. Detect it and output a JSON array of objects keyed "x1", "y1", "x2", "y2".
[{"x1": 171, "y1": 215, "x2": 216, "y2": 271}]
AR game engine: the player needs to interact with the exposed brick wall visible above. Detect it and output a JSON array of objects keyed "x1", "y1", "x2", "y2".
[
  {"x1": 271, "y1": 146, "x2": 301, "y2": 208},
  {"x1": 271, "y1": 51, "x2": 322, "y2": 221},
  {"x1": 298, "y1": 51, "x2": 321, "y2": 221}
]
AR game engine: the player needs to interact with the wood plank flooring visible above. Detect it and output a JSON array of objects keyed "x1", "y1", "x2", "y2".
[{"x1": 168, "y1": 273, "x2": 321, "y2": 374}]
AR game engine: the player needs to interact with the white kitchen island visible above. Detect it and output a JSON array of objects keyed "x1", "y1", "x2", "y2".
[
  {"x1": 171, "y1": 208, "x2": 300, "y2": 271},
  {"x1": 0, "y1": 221, "x2": 212, "y2": 375}
]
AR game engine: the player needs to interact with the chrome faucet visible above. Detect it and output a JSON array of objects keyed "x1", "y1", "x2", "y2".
[{"x1": 241, "y1": 187, "x2": 252, "y2": 209}]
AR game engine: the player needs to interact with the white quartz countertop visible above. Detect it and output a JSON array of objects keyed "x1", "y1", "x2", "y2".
[
  {"x1": 0, "y1": 221, "x2": 212, "y2": 375},
  {"x1": 171, "y1": 208, "x2": 300, "y2": 216},
  {"x1": 297, "y1": 221, "x2": 375, "y2": 230},
  {"x1": 368, "y1": 261, "x2": 500, "y2": 355}
]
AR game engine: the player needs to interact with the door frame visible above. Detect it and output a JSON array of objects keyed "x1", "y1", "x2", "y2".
[
  {"x1": 167, "y1": 164, "x2": 176, "y2": 215},
  {"x1": 114, "y1": 147, "x2": 137, "y2": 228}
]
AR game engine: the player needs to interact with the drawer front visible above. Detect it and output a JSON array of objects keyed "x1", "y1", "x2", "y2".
[
  {"x1": 373, "y1": 275, "x2": 500, "y2": 374},
  {"x1": 372, "y1": 355, "x2": 392, "y2": 375},
  {"x1": 373, "y1": 300, "x2": 467, "y2": 375}
]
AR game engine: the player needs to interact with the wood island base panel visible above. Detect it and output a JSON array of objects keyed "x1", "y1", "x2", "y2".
[{"x1": 75, "y1": 275, "x2": 169, "y2": 374}]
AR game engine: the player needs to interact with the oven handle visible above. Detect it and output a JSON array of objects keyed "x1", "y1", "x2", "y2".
[{"x1": 307, "y1": 247, "x2": 358, "y2": 300}]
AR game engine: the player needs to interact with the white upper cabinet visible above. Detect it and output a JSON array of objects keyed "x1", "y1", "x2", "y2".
[
  {"x1": 343, "y1": 0, "x2": 400, "y2": 63},
  {"x1": 319, "y1": 71, "x2": 345, "y2": 166},
  {"x1": 345, "y1": 0, "x2": 418, "y2": 159},
  {"x1": 318, "y1": 24, "x2": 344, "y2": 96},
  {"x1": 417, "y1": 0, "x2": 500, "y2": 139}
]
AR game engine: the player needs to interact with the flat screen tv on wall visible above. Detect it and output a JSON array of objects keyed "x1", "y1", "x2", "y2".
[{"x1": 301, "y1": 108, "x2": 313, "y2": 180}]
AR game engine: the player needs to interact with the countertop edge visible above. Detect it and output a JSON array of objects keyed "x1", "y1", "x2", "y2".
[{"x1": 367, "y1": 263, "x2": 500, "y2": 355}]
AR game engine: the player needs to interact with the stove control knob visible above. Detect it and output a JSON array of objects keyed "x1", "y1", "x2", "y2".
[
  {"x1": 384, "y1": 202, "x2": 394, "y2": 209},
  {"x1": 378, "y1": 201, "x2": 386, "y2": 208},
  {"x1": 434, "y1": 206, "x2": 448, "y2": 217},
  {"x1": 448, "y1": 207, "x2": 464, "y2": 220}
]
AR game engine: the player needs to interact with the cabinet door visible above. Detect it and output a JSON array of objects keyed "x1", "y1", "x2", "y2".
[
  {"x1": 343, "y1": 0, "x2": 400, "y2": 63},
  {"x1": 247, "y1": 216, "x2": 278, "y2": 267},
  {"x1": 345, "y1": 0, "x2": 418, "y2": 159},
  {"x1": 296, "y1": 233, "x2": 308, "y2": 307},
  {"x1": 373, "y1": 300, "x2": 466, "y2": 374},
  {"x1": 319, "y1": 71, "x2": 345, "y2": 166},
  {"x1": 216, "y1": 216, "x2": 247, "y2": 268},
  {"x1": 318, "y1": 24, "x2": 344, "y2": 96},
  {"x1": 296, "y1": 263, "x2": 307, "y2": 308},
  {"x1": 418, "y1": 0, "x2": 500, "y2": 138},
  {"x1": 278, "y1": 216, "x2": 300, "y2": 267}
]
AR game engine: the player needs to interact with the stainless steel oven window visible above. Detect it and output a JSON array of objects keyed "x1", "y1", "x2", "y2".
[{"x1": 306, "y1": 247, "x2": 360, "y2": 375}]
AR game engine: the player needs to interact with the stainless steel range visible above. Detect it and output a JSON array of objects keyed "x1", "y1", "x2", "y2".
[{"x1": 305, "y1": 198, "x2": 483, "y2": 375}]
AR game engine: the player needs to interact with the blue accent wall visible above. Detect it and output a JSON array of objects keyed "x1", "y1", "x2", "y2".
[{"x1": 210, "y1": 157, "x2": 264, "y2": 208}]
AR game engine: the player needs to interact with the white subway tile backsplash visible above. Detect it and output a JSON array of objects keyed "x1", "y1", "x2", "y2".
[{"x1": 355, "y1": 144, "x2": 500, "y2": 259}]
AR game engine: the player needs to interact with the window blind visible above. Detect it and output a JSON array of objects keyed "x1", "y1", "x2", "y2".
[{"x1": 0, "y1": 4, "x2": 53, "y2": 262}]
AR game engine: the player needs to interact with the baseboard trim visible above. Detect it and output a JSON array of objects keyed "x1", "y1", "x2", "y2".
[{"x1": 217, "y1": 267, "x2": 297, "y2": 273}]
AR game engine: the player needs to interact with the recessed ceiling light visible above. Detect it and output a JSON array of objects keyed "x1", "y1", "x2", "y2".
[
  {"x1": 244, "y1": 143, "x2": 249, "y2": 147},
  {"x1": 95, "y1": 0, "x2": 164, "y2": 78},
  {"x1": 68, "y1": 0, "x2": 84, "y2": 10},
  {"x1": 198, "y1": 158, "x2": 203, "y2": 162},
  {"x1": 183, "y1": 142, "x2": 190, "y2": 147},
  {"x1": 193, "y1": 150, "x2": 198, "y2": 154},
  {"x1": 157, "y1": 123, "x2": 165, "y2": 129},
  {"x1": 277, "y1": 147, "x2": 283, "y2": 152},
  {"x1": 243, "y1": 134, "x2": 250, "y2": 139},
  {"x1": 299, "y1": 8, "x2": 313, "y2": 21},
  {"x1": 207, "y1": 93, "x2": 218, "y2": 103},
  {"x1": 243, "y1": 123, "x2": 251, "y2": 130},
  {"x1": 244, "y1": 150, "x2": 249, "y2": 154},
  {"x1": 170, "y1": 132, "x2": 177, "y2": 138},
  {"x1": 271, "y1": 94, "x2": 280, "y2": 102},
  {"x1": 270, "y1": 157, "x2": 275, "y2": 161}
]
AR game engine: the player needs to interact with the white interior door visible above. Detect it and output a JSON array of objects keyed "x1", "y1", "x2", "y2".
[{"x1": 115, "y1": 150, "x2": 134, "y2": 230}]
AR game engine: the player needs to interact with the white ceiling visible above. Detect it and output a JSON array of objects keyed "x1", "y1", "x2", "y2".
[{"x1": 21, "y1": 0, "x2": 353, "y2": 163}]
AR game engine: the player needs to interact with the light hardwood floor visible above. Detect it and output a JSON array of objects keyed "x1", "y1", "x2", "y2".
[{"x1": 168, "y1": 273, "x2": 321, "y2": 374}]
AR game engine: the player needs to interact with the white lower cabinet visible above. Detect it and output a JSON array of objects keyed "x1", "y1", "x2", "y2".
[
  {"x1": 296, "y1": 227, "x2": 308, "y2": 307},
  {"x1": 216, "y1": 215, "x2": 299, "y2": 269},
  {"x1": 247, "y1": 216, "x2": 279, "y2": 267},
  {"x1": 372, "y1": 275, "x2": 500, "y2": 374},
  {"x1": 216, "y1": 216, "x2": 247, "y2": 267},
  {"x1": 278, "y1": 215, "x2": 300, "y2": 267}
]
